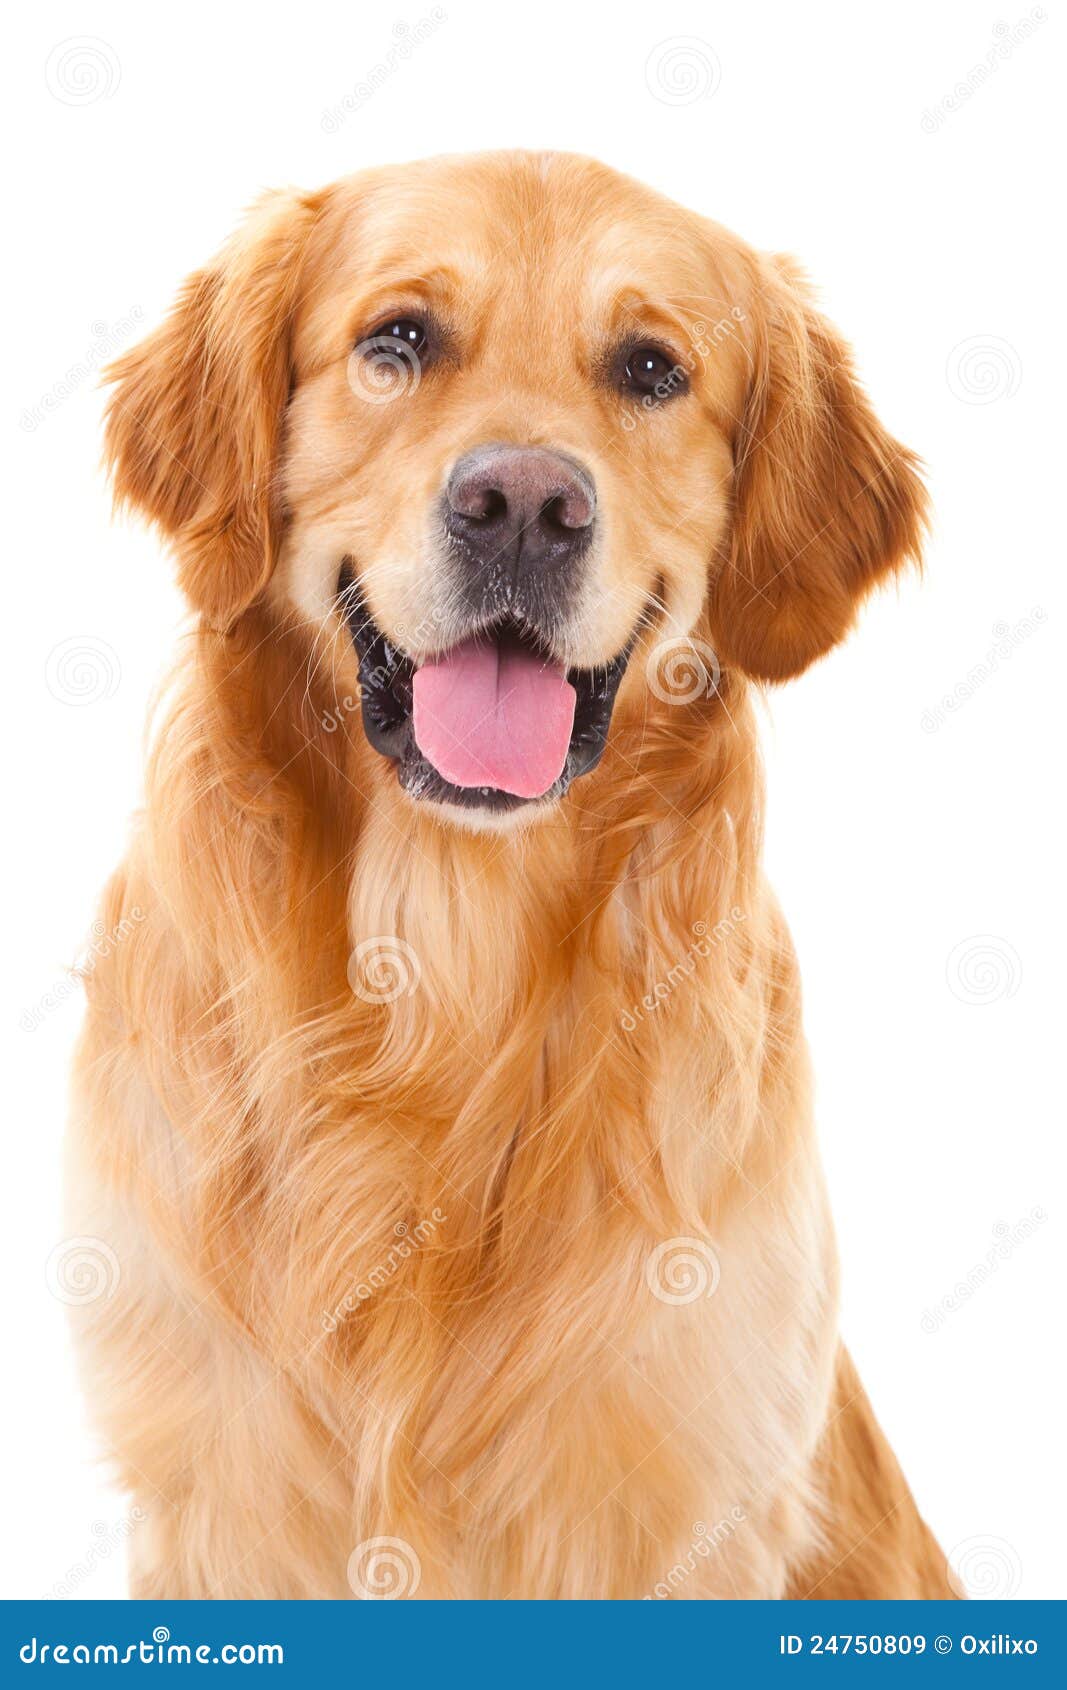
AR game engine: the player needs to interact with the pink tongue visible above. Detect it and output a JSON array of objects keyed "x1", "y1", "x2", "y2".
[{"x1": 412, "y1": 638, "x2": 577, "y2": 798}]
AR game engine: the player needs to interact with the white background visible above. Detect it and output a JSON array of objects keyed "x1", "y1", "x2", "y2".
[{"x1": 4, "y1": 0, "x2": 1064, "y2": 1601}]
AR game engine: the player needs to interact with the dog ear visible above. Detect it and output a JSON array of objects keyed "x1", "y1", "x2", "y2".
[
  {"x1": 104, "y1": 188, "x2": 321, "y2": 629},
  {"x1": 708, "y1": 255, "x2": 927, "y2": 682}
]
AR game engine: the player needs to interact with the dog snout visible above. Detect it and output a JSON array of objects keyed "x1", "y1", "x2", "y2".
[{"x1": 444, "y1": 445, "x2": 596, "y2": 589}]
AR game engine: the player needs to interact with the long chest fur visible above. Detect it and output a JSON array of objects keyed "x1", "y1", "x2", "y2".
[
  {"x1": 294, "y1": 837, "x2": 841, "y2": 1596},
  {"x1": 75, "y1": 804, "x2": 838, "y2": 1597}
]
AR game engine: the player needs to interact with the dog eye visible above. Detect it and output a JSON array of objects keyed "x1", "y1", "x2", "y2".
[
  {"x1": 371, "y1": 318, "x2": 428, "y2": 357},
  {"x1": 622, "y1": 344, "x2": 686, "y2": 400}
]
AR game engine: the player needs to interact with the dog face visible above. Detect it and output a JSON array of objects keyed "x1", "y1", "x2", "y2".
[{"x1": 106, "y1": 151, "x2": 925, "y2": 824}]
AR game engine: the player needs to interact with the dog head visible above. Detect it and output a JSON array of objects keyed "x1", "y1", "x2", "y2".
[{"x1": 105, "y1": 151, "x2": 925, "y2": 825}]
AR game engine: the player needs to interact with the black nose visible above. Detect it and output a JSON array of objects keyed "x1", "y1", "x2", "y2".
[{"x1": 444, "y1": 444, "x2": 596, "y2": 590}]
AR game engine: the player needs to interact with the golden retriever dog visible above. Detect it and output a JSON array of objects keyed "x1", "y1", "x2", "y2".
[{"x1": 68, "y1": 150, "x2": 954, "y2": 1599}]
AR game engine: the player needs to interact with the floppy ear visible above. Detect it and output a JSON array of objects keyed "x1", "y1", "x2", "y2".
[
  {"x1": 104, "y1": 188, "x2": 321, "y2": 628},
  {"x1": 708, "y1": 255, "x2": 927, "y2": 682}
]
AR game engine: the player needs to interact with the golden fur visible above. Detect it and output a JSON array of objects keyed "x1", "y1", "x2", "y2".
[{"x1": 67, "y1": 150, "x2": 952, "y2": 1598}]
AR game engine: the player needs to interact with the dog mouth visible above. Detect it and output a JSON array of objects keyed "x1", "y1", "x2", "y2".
[{"x1": 339, "y1": 563, "x2": 634, "y2": 812}]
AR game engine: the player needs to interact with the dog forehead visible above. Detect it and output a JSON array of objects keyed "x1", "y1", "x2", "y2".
[
  {"x1": 339, "y1": 150, "x2": 673, "y2": 252},
  {"x1": 299, "y1": 153, "x2": 743, "y2": 347}
]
